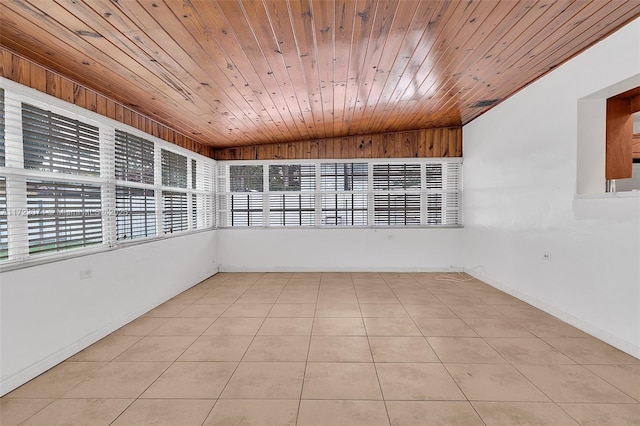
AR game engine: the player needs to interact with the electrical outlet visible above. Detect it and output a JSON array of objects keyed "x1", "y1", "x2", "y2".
[
  {"x1": 80, "y1": 268, "x2": 93, "y2": 280},
  {"x1": 543, "y1": 252, "x2": 551, "y2": 261}
]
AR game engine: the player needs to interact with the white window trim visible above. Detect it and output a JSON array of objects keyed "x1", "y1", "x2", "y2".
[{"x1": 0, "y1": 77, "x2": 216, "y2": 272}]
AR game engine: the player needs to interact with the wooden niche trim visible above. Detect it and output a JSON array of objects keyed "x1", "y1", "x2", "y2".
[
  {"x1": 212, "y1": 127, "x2": 462, "y2": 160},
  {"x1": 606, "y1": 87, "x2": 640, "y2": 179}
]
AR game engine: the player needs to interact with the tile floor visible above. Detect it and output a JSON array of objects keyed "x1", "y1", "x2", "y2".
[{"x1": 1, "y1": 272, "x2": 639, "y2": 425}]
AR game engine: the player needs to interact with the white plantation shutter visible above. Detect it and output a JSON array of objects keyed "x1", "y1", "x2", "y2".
[
  {"x1": 114, "y1": 130, "x2": 157, "y2": 241},
  {"x1": 22, "y1": 103, "x2": 100, "y2": 176},
  {"x1": 217, "y1": 159, "x2": 462, "y2": 228},
  {"x1": 115, "y1": 130, "x2": 154, "y2": 184},
  {"x1": 115, "y1": 186, "x2": 156, "y2": 241},
  {"x1": 26, "y1": 180, "x2": 103, "y2": 255},
  {"x1": 0, "y1": 80, "x2": 216, "y2": 269},
  {"x1": 0, "y1": 88, "x2": 5, "y2": 167}
]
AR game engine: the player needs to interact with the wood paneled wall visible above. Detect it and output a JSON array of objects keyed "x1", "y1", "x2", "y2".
[
  {"x1": 0, "y1": 47, "x2": 214, "y2": 158},
  {"x1": 213, "y1": 127, "x2": 462, "y2": 161}
]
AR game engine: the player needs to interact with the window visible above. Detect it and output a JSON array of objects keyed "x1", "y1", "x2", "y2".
[
  {"x1": 217, "y1": 159, "x2": 462, "y2": 228},
  {"x1": 162, "y1": 149, "x2": 188, "y2": 188},
  {"x1": 0, "y1": 88, "x2": 5, "y2": 167},
  {"x1": 115, "y1": 186, "x2": 155, "y2": 241},
  {"x1": 21, "y1": 103, "x2": 102, "y2": 256},
  {"x1": 0, "y1": 81, "x2": 216, "y2": 269},
  {"x1": 115, "y1": 130, "x2": 154, "y2": 184},
  {"x1": 321, "y1": 163, "x2": 368, "y2": 226},
  {"x1": 26, "y1": 180, "x2": 102, "y2": 254},
  {"x1": 114, "y1": 130, "x2": 157, "y2": 241},
  {"x1": 22, "y1": 103, "x2": 100, "y2": 176}
]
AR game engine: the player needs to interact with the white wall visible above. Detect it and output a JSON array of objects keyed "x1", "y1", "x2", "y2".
[
  {"x1": 463, "y1": 19, "x2": 640, "y2": 357},
  {"x1": 217, "y1": 228, "x2": 464, "y2": 272},
  {"x1": 0, "y1": 230, "x2": 218, "y2": 395}
]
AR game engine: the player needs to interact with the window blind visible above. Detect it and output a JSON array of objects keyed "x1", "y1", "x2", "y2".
[
  {"x1": 161, "y1": 149, "x2": 187, "y2": 188},
  {"x1": 218, "y1": 159, "x2": 462, "y2": 228},
  {"x1": 0, "y1": 88, "x2": 5, "y2": 168},
  {"x1": 116, "y1": 186, "x2": 156, "y2": 241},
  {"x1": 26, "y1": 180, "x2": 102, "y2": 255},
  {"x1": 22, "y1": 103, "x2": 100, "y2": 176},
  {"x1": 162, "y1": 190, "x2": 188, "y2": 233},
  {"x1": 115, "y1": 130, "x2": 154, "y2": 184}
]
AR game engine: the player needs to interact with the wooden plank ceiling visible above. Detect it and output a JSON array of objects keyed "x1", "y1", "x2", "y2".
[{"x1": 1, "y1": 0, "x2": 639, "y2": 150}]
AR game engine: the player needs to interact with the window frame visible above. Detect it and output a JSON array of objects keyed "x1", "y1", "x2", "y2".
[
  {"x1": 217, "y1": 158, "x2": 462, "y2": 229},
  {"x1": 0, "y1": 77, "x2": 216, "y2": 271}
]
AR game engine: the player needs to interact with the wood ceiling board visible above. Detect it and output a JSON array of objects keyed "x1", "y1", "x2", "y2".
[{"x1": 1, "y1": 0, "x2": 640, "y2": 150}]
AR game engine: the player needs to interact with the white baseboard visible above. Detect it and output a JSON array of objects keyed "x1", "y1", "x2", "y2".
[
  {"x1": 218, "y1": 265, "x2": 465, "y2": 273},
  {"x1": 466, "y1": 269, "x2": 640, "y2": 359}
]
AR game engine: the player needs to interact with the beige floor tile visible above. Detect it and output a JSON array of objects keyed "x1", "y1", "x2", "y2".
[
  {"x1": 258, "y1": 317, "x2": 314, "y2": 335},
  {"x1": 113, "y1": 336, "x2": 196, "y2": 361},
  {"x1": 445, "y1": 363, "x2": 549, "y2": 402},
  {"x1": 297, "y1": 400, "x2": 389, "y2": 426},
  {"x1": 112, "y1": 399, "x2": 215, "y2": 426},
  {"x1": 268, "y1": 303, "x2": 317, "y2": 317},
  {"x1": 63, "y1": 362, "x2": 170, "y2": 399},
  {"x1": 312, "y1": 317, "x2": 366, "y2": 335},
  {"x1": 221, "y1": 362, "x2": 305, "y2": 399},
  {"x1": 472, "y1": 402, "x2": 579, "y2": 425},
  {"x1": 427, "y1": 337, "x2": 506, "y2": 363},
  {"x1": 434, "y1": 294, "x2": 481, "y2": 305},
  {"x1": 204, "y1": 399, "x2": 298, "y2": 426},
  {"x1": 477, "y1": 293, "x2": 524, "y2": 305},
  {"x1": 308, "y1": 336, "x2": 372, "y2": 362},
  {"x1": 447, "y1": 304, "x2": 506, "y2": 319},
  {"x1": 485, "y1": 338, "x2": 575, "y2": 364},
  {"x1": 515, "y1": 318, "x2": 591, "y2": 338},
  {"x1": 315, "y1": 303, "x2": 362, "y2": 317},
  {"x1": 68, "y1": 335, "x2": 142, "y2": 362},
  {"x1": 113, "y1": 317, "x2": 168, "y2": 336},
  {"x1": 404, "y1": 304, "x2": 459, "y2": 319},
  {"x1": 196, "y1": 294, "x2": 241, "y2": 304},
  {"x1": 174, "y1": 303, "x2": 230, "y2": 318},
  {"x1": 369, "y1": 337, "x2": 439, "y2": 362},
  {"x1": 543, "y1": 337, "x2": 640, "y2": 364},
  {"x1": 360, "y1": 303, "x2": 408, "y2": 317},
  {"x1": 0, "y1": 399, "x2": 52, "y2": 426},
  {"x1": 4, "y1": 362, "x2": 106, "y2": 399},
  {"x1": 515, "y1": 364, "x2": 636, "y2": 403},
  {"x1": 356, "y1": 293, "x2": 399, "y2": 304},
  {"x1": 220, "y1": 303, "x2": 274, "y2": 318},
  {"x1": 414, "y1": 319, "x2": 477, "y2": 337},
  {"x1": 20, "y1": 399, "x2": 131, "y2": 426},
  {"x1": 376, "y1": 363, "x2": 465, "y2": 401},
  {"x1": 559, "y1": 403, "x2": 640, "y2": 426},
  {"x1": 178, "y1": 335, "x2": 253, "y2": 361},
  {"x1": 583, "y1": 364, "x2": 640, "y2": 401},
  {"x1": 203, "y1": 318, "x2": 264, "y2": 335},
  {"x1": 148, "y1": 317, "x2": 215, "y2": 336},
  {"x1": 363, "y1": 318, "x2": 422, "y2": 336},
  {"x1": 386, "y1": 401, "x2": 484, "y2": 426},
  {"x1": 143, "y1": 302, "x2": 190, "y2": 318},
  {"x1": 277, "y1": 292, "x2": 319, "y2": 303},
  {"x1": 490, "y1": 304, "x2": 550, "y2": 319},
  {"x1": 243, "y1": 335, "x2": 310, "y2": 361},
  {"x1": 316, "y1": 293, "x2": 358, "y2": 304},
  {"x1": 141, "y1": 362, "x2": 236, "y2": 399},
  {"x1": 463, "y1": 319, "x2": 534, "y2": 337},
  {"x1": 302, "y1": 362, "x2": 382, "y2": 400},
  {"x1": 394, "y1": 292, "x2": 439, "y2": 305},
  {"x1": 237, "y1": 293, "x2": 280, "y2": 303}
]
